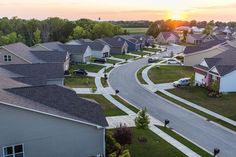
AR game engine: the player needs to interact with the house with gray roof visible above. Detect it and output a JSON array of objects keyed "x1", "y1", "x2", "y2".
[
  {"x1": 0, "y1": 84, "x2": 107, "y2": 157},
  {"x1": 131, "y1": 34, "x2": 155, "y2": 47},
  {"x1": 0, "y1": 63, "x2": 65, "y2": 86},
  {"x1": 194, "y1": 47, "x2": 236, "y2": 92},
  {"x1": 31, "y1": 41, "x2": 65, "y2": 52},
  {"x1": 183, "y1": 35, "x2": 230, "y2": 66},
  {"x1": 156, "y1": 32, "x2": 180, "y2": 44},
  {"x1": 62, "y1": 44, "x2": 92, "y2": 63},
  {"x1": 66, "y1": 39, "x2": 93, "y2": 45},
  {"x1": 186, "y1": 34, "x2": 207, "y2": 45},
  {"x1": 95, "y1": 37, "x2": 128, "y2": 54},
  {"x1": 0, "y1": 42, "x2": 43, "y2": 65},
  {"x1": 115, "y1": 35, "x2": 142, "y2": 52}
]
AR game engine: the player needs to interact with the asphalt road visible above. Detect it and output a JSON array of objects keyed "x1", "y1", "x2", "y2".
[{"x1": 109, "y1": 56, "x2": 236, "y2": 157}]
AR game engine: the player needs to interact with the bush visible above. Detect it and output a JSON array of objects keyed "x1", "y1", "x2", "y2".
[
  {"x1": 109, "y1": 149, "x2": 131, "y2": 157},
  {"x1": 113, "y1": 124, "x2": 132, "y2": 145},
  {"x1": 135, "y1": 108, "x2": 150, "y2": 130},
  {"x1": 106, "y1": 131, "x2": 121, "y2": 155}
]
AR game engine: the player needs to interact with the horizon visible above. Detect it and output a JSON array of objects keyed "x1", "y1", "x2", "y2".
[{"x1": 0, "y1": 0, "x2": 236, "y2": 22}]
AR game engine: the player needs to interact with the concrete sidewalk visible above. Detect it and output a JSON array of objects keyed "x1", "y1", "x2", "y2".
[{"x1": 159, "y1": 90, "x2": 236, "y2": 127}]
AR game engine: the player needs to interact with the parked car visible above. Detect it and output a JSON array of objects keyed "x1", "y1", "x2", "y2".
[
  {"x1": 166, "y1": 58, "x2": 181, "y2": 65},
  {"x1": 173, "y1": 78, "x2": 191, "y2": 87},
  {"x1": 148, "y1": 57, "x2": 159, "y2": 63},
  {"x1": 74, "y1": 69, "x2": 88, "y2": 76},
  {"x1": 64, "y1": 70, "x2": 70, "y2": 76},
  {"x1": 94, "y1": 58, "x2": 106, "y2": 64}
]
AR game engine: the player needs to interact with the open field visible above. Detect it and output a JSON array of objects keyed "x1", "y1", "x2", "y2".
[{"x1": 122, "y1": 28, "x2": 148, "y2": 34}]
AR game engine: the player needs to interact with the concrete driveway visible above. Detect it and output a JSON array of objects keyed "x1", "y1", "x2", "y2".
[{"x1": 108, "y1": 56, "x2": 236, "y2": 157}]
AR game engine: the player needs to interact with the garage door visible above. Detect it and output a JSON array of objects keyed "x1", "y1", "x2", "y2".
[
  {"x1": 195, "y1": 73, "x2": 205, "y2": 85},
  {"x1": 84, "y1": 56, "x2": 91, "y2": 62}
]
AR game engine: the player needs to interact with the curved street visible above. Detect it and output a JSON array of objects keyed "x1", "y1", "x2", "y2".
[{"x1": 109, "y1": 56, "x2": 236, "y2": 157}]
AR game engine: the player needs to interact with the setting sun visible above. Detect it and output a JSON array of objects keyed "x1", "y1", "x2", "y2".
[{"x1": 170, "y1": 10, "x2": 185, "y2": 20}]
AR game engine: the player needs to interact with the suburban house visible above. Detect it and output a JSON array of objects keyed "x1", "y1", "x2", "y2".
[
  {"x1": 186, "y1": 34, "x2": 207, "y2": 45},
  {"x1": 30, "y1": 50, "x2": 70, "y2": 71},
  {"x1": 0, "y1": 84, "x2": 108, "y2": 157},
  {"x1": 66, "y1": 39, "x2": 93, "y2": 45},
  {"x1": 62, "y1": 44, "x2": 92, "y2": 63},
  {"x1": 194, "y1": 48, "x2": 236, "y2": 92},
  {"x1": 0, "y1": 42, "x2": 42, "y2": 65},
  {"x1": 0, "y1": 63, "x2": 65, "y2": 86},
  {"x1": 31, "y1": 41, "x2": 65, "y2": 52},
  {"x1": 115, "y1": 35, "x2": 141, "y2": 52},
  {"x1": 95, "y1": 37, "x2": 128, "y2": 54},
  {"x1": 183, "y1": 36, "x2": 229, "y2": 66},
  {"x1": 156, "y1": 32, "x2": 180, "y2": 44},
  {"x1": 131, "y1": 34, "x2": 155, "y2": 47}
]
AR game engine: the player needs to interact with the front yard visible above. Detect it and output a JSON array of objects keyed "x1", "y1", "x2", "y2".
[
  {"x1": 148, "y1": 66, "x2": 194, "y2": 84},
  {"x1": 79, "y1": 94, "x2": 127, "y2": 116},
  {"x1": 112, "y1": 54, "x2": 134, "y2": 60},
  {"x1": 143, "y1": 47, "x2": 161, "y2": 52},
  {"x1": 127, "y1": 128, "x2": 186, "y2": 157},
  {"x1": 131, "y1": 50, "x2": 150, "y2": 56},
  {"x1": 106, "y1": 59, "x2": 120, "y2": 64},
  {"x1": 70, "y1": 63, "x2": 104, "y2": 73},
  {"x1": 168, "y1": 86, "x2": 236, "y2": 121},
  {"x1": 64, "y1": 76, "x2": 95, "y2": 88}
]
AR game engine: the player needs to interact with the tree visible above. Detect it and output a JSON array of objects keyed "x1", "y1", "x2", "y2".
[
  {"x1": 33, "y1": 28, "x2": 41, "y2": 44},
  {"x1": 113, "y1": 124, "x2": 132, "y2": 145},
  {"x1": 146, "y1": 21, "x2": 160, "y2": 38},
  {"x1": 106, "y1": 131, "x2": 121, "y2": 155},
  {"x1": 135, "y1": 108, "x2": 150, "y2": 129},
  {"x1": 71, "y1": 26, "x2": 85, "y2": 39},
  {"x1": 204, "y1": 20, "x2": 215, "y2": 35},
  {"x1": 210, "y1": 80, "x2": 220, "y2": 93}
]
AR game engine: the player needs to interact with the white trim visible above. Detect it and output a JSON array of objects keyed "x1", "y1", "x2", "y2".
[
  {"x1": 1, "y1": 46, "x2": 32, "y2": 63},
  {"x1": 3, "y1": 143, "x2": 24, "y2": 157},
  {"x1": 0, "y1": 101, "x2": 105, "y2": 129}
]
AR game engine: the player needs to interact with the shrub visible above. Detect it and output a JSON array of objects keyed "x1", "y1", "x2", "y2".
[
  {"x1": 113, "y1": 124, "x2": 132, "y2": 145},
  {"x1": 106, "y1": 131, "x2": 121, "y2": 155},
  {"x1": 135, "y1": 108, "x2": 150, "y2": 130},
  {"x1": 109, "y1": 149, "x2": 131, "y2": 157}
]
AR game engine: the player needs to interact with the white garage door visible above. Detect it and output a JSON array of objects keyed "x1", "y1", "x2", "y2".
[{"x1": 195, "y1": 73, "x2": 205, "y2": 85}]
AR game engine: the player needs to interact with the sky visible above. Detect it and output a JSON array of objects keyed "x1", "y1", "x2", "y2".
[{"x1": 0, "y1": 0, "x2": 236, "y2": 21}]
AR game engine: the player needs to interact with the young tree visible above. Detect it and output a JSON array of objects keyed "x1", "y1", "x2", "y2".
[
  {"x1": 210, "y1": 80, "x2": 220, "y2": 93},
  {"x1": 105, "y1": 131, "x2": 121, "y2": 155},
  {"x1": 33, "y1": 28, "x2": 41, "y2": 44},
  {"x1": 135, "y1": 108, "x2": 150, "y2": 130},
  {"x1": 113, "y1": 124, "x2": 132, "y2": 145},
  {"x1": 146, "y1": 21, "x2": 160, "y2": 38}
]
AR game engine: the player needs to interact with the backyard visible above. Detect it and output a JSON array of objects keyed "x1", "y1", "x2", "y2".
[
  {"x1": 168, "y1": 86, "x2": 236, "y2": 121},
  {"x1": 79, "y1": 94, "x2": 127, "y2": 116},
  {"x1": 148, "y1": 65, "x2": 194, "y2": 84}
]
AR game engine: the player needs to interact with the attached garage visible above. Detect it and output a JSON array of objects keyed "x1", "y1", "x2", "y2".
[{"x1": 195, "y1": 73, "x2": 205, "y2": 85}]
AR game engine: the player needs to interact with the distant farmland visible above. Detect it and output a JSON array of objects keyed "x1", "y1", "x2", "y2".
[{"x1": 122, "y1": 28, "x2": 148, "y2": 34}]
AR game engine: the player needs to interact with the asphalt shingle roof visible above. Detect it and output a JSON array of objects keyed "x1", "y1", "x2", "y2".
[
  {"x1": 5, "y1": 85, "x2": 108, "y2": 127},
  {"x1": 0, "y1": 63, "x2": 64, "y2": 79},
  {"x1": 2, "y1": 42, "x2": 43, "y2": 63},
  {"x1": 40, "y1": 42, "x2": 65, "y2": 52},
  {"x1": 61, "y1": 44, "x2": 89, "y2": 55},
  {"x1": 31, "y1": 50, "x2": 68, "y2": 63},
  {"x1": 83, "y1": 42, "x2": 106, "y2": 51},
  {"x1": 98, "y1": 38, "x2": 125, "y2": 48}
]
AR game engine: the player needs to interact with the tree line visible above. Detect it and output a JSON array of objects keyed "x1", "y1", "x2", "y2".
[{"x1": 0, "y1": 17, "x2": 124, "y2": 46}]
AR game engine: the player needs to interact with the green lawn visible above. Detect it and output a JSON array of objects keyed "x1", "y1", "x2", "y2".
[
  {"x1": 131, "y1": 50, "x2": 150, "y2": 56},
  {"x1": 79, "y1": 94, "x2": 127, "y2": 116},
  {"x1": 112, "y1": 95, "x2": 140, "y2": 113},
  {"x1": 104, "y1": 67, "x2": 114, "y2": 73},
  {"x1": 158, "y1": 126, "x2": 212, "y2": 157},
  {"x1": 101, "y1": 77, "x2": 108, "y2": 88},
  {"x1": 64, "y1": 76, "x2": 95, "y2": 88},
  {"x1": 106, "y1": 59, "x2": 120, "y2": 64},
  {"x1": 112, "y1": 54, "x2": 134, "y2": 60},
  {"x1": 122, "y1": 28, "x2": 148, "y2": 34},
  {"x1": 137, "y1": 66, "x2": 148, "y2": 84},
  {"x1": 148, "y1": 66, "x2": 194, "y2": 84},
  {"x1": 168, "y1": 86, "x2": 236, "y2": 121},
  {"x1": 70, "y1": 63, "x2": 104, "y2": 73},
  {"x1": 127, "y1": 128, "x2": 186, "y2": 157},
  {"x1": 156, "y1": 91, "x2": 236, "y2": 132}
]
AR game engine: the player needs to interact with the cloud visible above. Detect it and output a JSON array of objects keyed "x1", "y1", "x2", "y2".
[{"x1": 193, "y1": 2, "x2": 236, "y2": 10}]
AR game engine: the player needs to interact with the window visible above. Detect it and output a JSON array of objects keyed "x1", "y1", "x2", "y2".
[
  {"x1": 3, "y1": 144, "x2": 24, "y2": 157},
  {"x1": 3, "y1": 55, "x2": 12, "y2": 62}
]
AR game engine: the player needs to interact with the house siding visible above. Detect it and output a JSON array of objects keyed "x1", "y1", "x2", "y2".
[
  {"x1": 220, "y1": 70, "x2": 236, "y2": 92},
  {"x1": 0, "y1": 104, "x2": 105, "y2": 157},
  {"x1": 0, "y1": 48, "x2": 29, "y2": 65},
  {"x1": 47, "y1": 78, "x2": 64, "y2": 86}
]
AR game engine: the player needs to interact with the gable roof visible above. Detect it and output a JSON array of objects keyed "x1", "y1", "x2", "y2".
[
  {"x1": 187, "y1": 34, "x2": 206, "y2": 40},
  {"x1": 12, "y1": 77, "x2": 47, "y2": 86},
  {"x1": 61, "y1": 44, "x2": 89, "y2": 55},
  {"x1": 0, "y1": 63, "x2": 64, "y2": 79},
  {"x1": 4, "y1": 85, "x2": 108, "y2": 127},
  {"x1": 31, "y1": 50, "x2": 68, "y2": 63},
  {"x1": 82, "y1": 41, "x2": 106, "y2": 51},
  {"x1": 2, "y1": 42, "x2": 42, "y2": 63},
  {"x1": 98, "y1": 38, "x2": 126, "y2": 48},
  {"x1": 160, "y1": 32, "x2": 180, "y2": 40},
  {"x1": 39, "y1": 42, "x2": 65, "y2": 52},
  {"x1": 115, "y1": 35, "x2": 140, "y2": 44}
]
